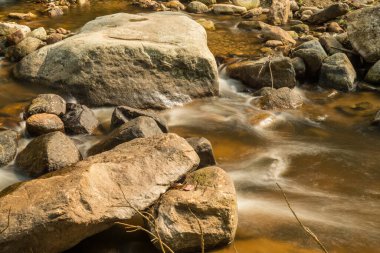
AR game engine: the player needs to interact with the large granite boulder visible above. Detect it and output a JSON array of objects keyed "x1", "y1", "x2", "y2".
[
  {"x1": 0, "y1": 134, "x2": 199, "y2": 253},
  {"x1": 13, "y1": 12, "x2": 219, "y2": 109},
  {"x1": 148, "y1": 166, "x2": 238, "y2": 252},
  {"x1": 347, "y1": 6, "x2": 380, "y2": 63}
]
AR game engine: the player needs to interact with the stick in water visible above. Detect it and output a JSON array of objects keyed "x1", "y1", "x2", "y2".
[{"x1": 276, "y1": 182, "x2": 329, "y2": 253}]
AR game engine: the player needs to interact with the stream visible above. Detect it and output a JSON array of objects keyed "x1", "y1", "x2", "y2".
[{"x1": 1, "y1": 1, "x2": 380, "y2": 252}]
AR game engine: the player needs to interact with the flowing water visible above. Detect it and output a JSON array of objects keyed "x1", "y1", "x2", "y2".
[{"x1": 1, "y1": 1, "x2": 380, "y2": 252}]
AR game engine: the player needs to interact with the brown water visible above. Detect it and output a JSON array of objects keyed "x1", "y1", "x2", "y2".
[{"x1": 1, "y1": 1, "x2": 380, "y2": 253}]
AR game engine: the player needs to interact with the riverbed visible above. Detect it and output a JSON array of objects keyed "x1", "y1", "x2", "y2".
[{"x1": 1, "y1": 1, "x2": 380, "y2": 252}]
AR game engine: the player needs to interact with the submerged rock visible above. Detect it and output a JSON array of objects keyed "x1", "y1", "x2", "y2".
[
  {"x1": 110, "y1": 105, "x2": 168, "y2": 132},
  {"x1": 88, "y1": 116, "x2": 162, "y2": 155},
  {"x1": 148, "y1": 166, "x2": 237, "y2": 252},
  {"x1": 13, "y1": 13, "x2": 219, "y2": 109},
  {"x1": 0, "y1": 130, "x2": 18, "y2": 167},
  {"x1": 307, "y1": 3, "x2": 349, "y2": 24},
  {"x1": 186, "y1": 137, "x2": 216, "y2": 168},
  {"x1": 319, "y1": 53, "x2": 356, "y2": 91},
  {"x1": 365, "y1": 60, "x2": 380, "y2": 86},
  {"x1": 16, "y1": 131, "x2": 81, "y2": 177},
  {"x1": 347, "y1": 6, "x2": 380, "y2": 63},
  {"x1": 226, "y1": 56, "x2": 296, "y2": 89},
  {"x1": 0, "y1": 134, "x2": 199, "y2": 253},
  {"x1": 26, "y1": 94, "x2": 66, "y2": 117},
  {"x1": 255, "y1": 87, "x2": 303, "y2": 110},
  {"x1": 26, "y1": 113, "x2": 65, "y2": 136},
  {"x1": 61, "y1": 103, "x2": 99, "y2": 135},
  {"x1": 293, "y1": 40, "x2": 328, "y2": 77}
]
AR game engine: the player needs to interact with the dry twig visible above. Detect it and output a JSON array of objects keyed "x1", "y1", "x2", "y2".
[{"x1": 276, "y1": 182, "x2": 328, "y2": 253}]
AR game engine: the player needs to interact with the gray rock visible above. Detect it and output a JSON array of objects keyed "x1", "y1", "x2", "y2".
[
  {"x1": 16, "y1": 131, "x2": 81, "y2": 177},
  {"x1": 319, "y1": 53, "x2": 356, "y2": 91},
  {"x1": 212, "y1": 4, "x2": 247, "y2": 15},
  {"x1": 319, "y1": 34, "x2": 345, "y2": 55},
  {"x1": 7, "y1": 37, "x2": 45, "y2": 61},
  {"x1": 27, "y1": 27, "x2": 47, "y2": 41},
  {"x1": 293, "y1": 40, "x2": 328, "y2": 77},
  {"x1": 227, "y1": 56, "x2": 296, "y2": 89},
  {"x1": 13, "y1": 13, "x2": 219, "y2": 109},
  {"x1": 268, "y1": 0, "x2": 290, "y2": 25},
  {"x1": 148, "y1": 166, "x2": 237, "y2": 252},
  {"x1": 62, "y1": 103, "x2": 99, "y2": 135},
  {"x1": 308, "y1": 3, "x2": 349, "y2": 24},
  {"x1": 347, "y1": 6, "x2": 380, "y2": 63},
  {"x1": 110, "y1": 105, "x2": 168, "y2": 133},
  {"x1": 26, "y1": 94, "x2": 66, "y2": 117},
  {"x1": 88, "y1": 116, "x2": 162, "y2": 155},
  {"x1": 255, "y1": 87, "x2": 303, "y2": 110},
  {"x1": 365, "y1": 60, "x2": 380, "y2": 86},
  {"x1": 187, "y1": 1, "x2": 209, "y2": 13},
  {"x1": 0, "y1": 133, "x2": 199, "y2": 253},
  {"x1": 197, "y1": 0, "x2": 216, "y2": 5},
  {"x1": 186, "y1": 137, "x2": 216, "y2": 168},
  {"x1": 0, "y1": 130, "x2": 18, "y2": 167},
  {"x1": 26, "y1": 113, "x2": 65, "y2": 136},
  {"x1": 290, "y1": 56, "x2": 306, "y2": 79}
]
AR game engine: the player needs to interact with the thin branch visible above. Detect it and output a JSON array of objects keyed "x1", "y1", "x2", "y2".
[
  {"x1": 188, "y1": 207, "x2": 205, "y2": 253},
  {"x1": 233, "y1": 241, "x2": 239, "y2": 253},
  {"x1": 276, "y1": 182, "x2": 328, "y2": 253},
  {"x1": 0, "y1": 208, "x2": 11, "y2": 234},
  {"x1": 268, "y1": 60, "x2": 274, "y2": 90}
]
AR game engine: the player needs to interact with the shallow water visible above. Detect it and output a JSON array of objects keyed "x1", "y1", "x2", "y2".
[{"x1": 1, "y1": 1, "x2": 380, "y2": 252}]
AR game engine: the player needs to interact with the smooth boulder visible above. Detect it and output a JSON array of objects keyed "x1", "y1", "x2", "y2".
[
  {"x1": 255, "y1": 87, "x2": 303, "y2": 110},
  {"x1": 293, "y1": 40, "x2": 328, "y2": 77},
  {"x1": 212, "y1": 4, "x2": 247, "y2": 15},
  {"x1": 26, "y1": 94, "x2": 66, "y2": 117},
  {"x1": 347, "y1": 6, "x2": 380, "y2": 63},
  {"x1": 26, "y1": 113, "x2": 65, "y2": 136},
  {"x1": 319, "y1": 53, "x2": 356, "y2": 91},
  {"x1": 0, "y1": 134, "x2": 199, "y2": 253},
  {"x1": 111, "y1": 105, "x2": 168, "y2": 132},
  {"x1": 365, "y1": 60, "x2": 380, "y2": 85},
  {"x1": 148, "y1": 166, "x2": 238, "y2": 252},
  {"x1": 227, "y1": 56, "x2": 296, "y2": 89},
  {"x1": 187, "y1": 1, "x2": 209, "y2": 13},
  {"x1": 13, "y1": 13, "x2": 219, "y2": 109},
  {"x1": 0, "y1": 130, "x2": 18, "y2": 167},
  {"x1": 16, "y1": 131, "x2": 81, "y2": 177},
  {"x1": 186, "y1": 137, "x2": 216, "y2": 168},
  {"x1": 88, "y1": 116, "x2": 162, "y2": 155}
]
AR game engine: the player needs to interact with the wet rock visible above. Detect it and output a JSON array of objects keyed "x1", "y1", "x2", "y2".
[
  {"x1": 26, "y1": 113, "x2": 65, "y2": 136},
  {"x1": 347, "y1": 6, "x2": 380, "y2": 63},
  {"x1": 27, "y1": 27, "x2": 47, "y2": 41},
  {"x1": 186, "y1": 137, "x2": 216, "y2": 168},
  {"x1": 14, "y1": 13, "x2": 219, "y2": 109},
  {"x1": 319, "y1": 34, "x2": 345, "y2": 55},
  {"x1": 319, "y1": 53, "x2": 356, "y2": 91},
  {"x1": 26, "y1": 94, "x2": 66, "y2": 117},
  {"x1": 187, "y1": 1, "x2": 209, "y2": 13},
  {"x1": 7, "y1": 37, "x2": 45, "y2": 61},
  {"x1": 327, "y1": 22, "x2": 343, "y2": 33},
  {"x1": 213, "y1": 4, "x2": 247, "y2": 15},
  {"x1": 0, "y1": 130, "x2": 18, "y2": 167},
  {"x1": 0, "y1": 22, "x2": 30, "y2": 37},
  {"x1": 232, "y1": 0, "x2": 260, "y2": 10},
  {"x1": 227, "y1": 56, "x2": 296, "y2": 89},
  {"x1": 46, "y1": 33, "x2": 64, "y2": 44},
  {"x1": 292, "y1": 40, "x2": 328, "y2": 77},
  {"x1": 365, "y1": 60, "x2": 380, "y2": 85},
  {"x1": 0, "y1": 133, "x2": 199, "y2": 253},
  {"x1": 308, "y1": 3, "x2": 349, "y2": 24},
  {"x1": 268, "y1": 0, "x2": 290, "y2": 25},
  {"x1": 8, "y1": 12, "x2": 37, "y2": 20},
  {"x1": 148, "y1": 166, "x2": 237, "y2": 253},
  {"x1": 16, "y1": 131, "x2": 81, "y2": 177},
  {"x1": 61, "y1": 103, "x2": 99, "y2": 135},
  {"x1": 111, "y1": 105, "x2": 168, "y2": 132},
  {"x1": 290, "y1": 56, "x2": 306, "y2": 79},
  {"x1": 265, "y1": 40, "x2": 283, "y2": 47},
  {"x1": 164, "y1": 0, "x2": 185, "y2": 10},
  {"x1": 88, "y1": 116, "x2": 162, "y2": 155},
  {"x1": 255, "y1": 87, "x2": 303, "y2": 110},
  {"x1": 196, "y1": 19, "x2": 215, "y2": 30},
  {"x1": 372, "y1": 111, "x2": 380, "y2": 125},
  {"x1": 291, "y1": 23, "x2": 309, "y2": 33}
]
